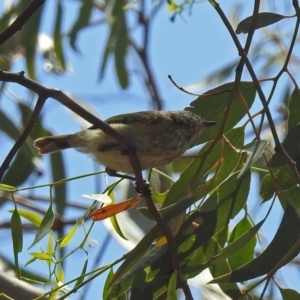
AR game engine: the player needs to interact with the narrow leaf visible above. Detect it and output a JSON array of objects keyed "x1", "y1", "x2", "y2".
[
  {"x1": 11, "y1": 209, "x2": 23, "y2": 278},
  {"x1": 28, "y1": 205, "x2": 55, "y2": 249},
  {"x1": 167, "y1": 271, "x2": 177, "y2": 300},
  {"x1": 211, "y1": 204, "x2": 300, "y2": 283},
  {"x1": 238, "y1": 140, "x2": 268, "y2": 178},
  {"x1": 236, "y1": 12, "x2": 287, "y2": 34},
  {"x1": 60, "y1": 222, "x2": 78, "y2": 248},
  {"x1": 12, "y1": 209, "x2": 42, "y2": 227}
]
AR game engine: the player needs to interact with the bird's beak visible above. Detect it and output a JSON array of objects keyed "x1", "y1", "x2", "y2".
[{"x1": 202, "y1": 120, "x2": 217, "y2": 127}]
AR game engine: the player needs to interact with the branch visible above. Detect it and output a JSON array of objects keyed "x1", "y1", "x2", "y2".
[
  {"x1": 0, "y1": 272, "x2": 48, "y2": 300},
  {"x1": 0, "y1": 0, "x2": 46, "y2": 46}
]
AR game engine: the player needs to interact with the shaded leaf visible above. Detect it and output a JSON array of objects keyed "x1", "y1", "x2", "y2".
[
  {"x1": 236, "y1": 12, "x2": 287, "y2": 34},
  {"x1": 75, "y1": 257, "x2": 89, "y2": 289},
  {"x1": 164, "y1": 127, "x2": 243, "y2": 208},
  {"x1": 211, "y1": 204, "x2": 300, "y2": 283},
  {"x1": 11, "y1": 208, "x2": 23, "y2": 278},
  {"x1": 288, "y1": 88, "x2": 300, "y2": 132},
  {"x1": 167, "y1": 271, "x2": 177, "y2": 300},
  {"x1": 268, "y1": 124, "x2": 300, "y2": 168},
  {"x1": 50, "y1": 151, "x2": 67, "y2": 216},
  {"x1": 186, "y1": 81, "x2": 256, "y2": 145},
  {"x1": 260, "y1": 174, "x2": 275, "y2": 202},
  {"x1": 227, "y1": 216, "x2": 256, "y2": 269},
  {"x1": 238, "y1": 140, "x2": 268, "y2": 178},
  {"x1": 69, "y1": 0, "x2": 94, "y2": 51},
  {"x1": 100, "y1": 0, "x2": 129, "y2": 88},
  {"x1": 279, "y1": 287, "x2": 300, "y2": 300},
  {"x1": 28, "y1": 204, "x2": 55, "y2": 249},
  {"x1": 53, "y1": 1, "x2": 66, "y2": 70},
  {"x1": 110, "y1": 225, "x2": 162, "y2": 286},
  {"x1": 103, "y1": 268, "x2": 114, "y2": 300},
  {"x1": 212, "y1": 217, "x2": 263, "y2": 266},
  {"x1": 20, "y1": 0, "x2": 44, "y2": 78}
]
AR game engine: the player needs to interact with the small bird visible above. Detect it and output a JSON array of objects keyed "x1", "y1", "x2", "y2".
[{"x1": 34, "y1": 110, "x2": 216, "y2": 174}]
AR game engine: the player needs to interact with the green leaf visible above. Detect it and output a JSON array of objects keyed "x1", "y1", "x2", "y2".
[
  {"x1": 130, "y1": 269, "x2": 153, "y2": 300},
  {"x1": 279, "y1": 287, "x2": 300, "y2": 300},
  {"x1": 211, "y1": 203, "x2": 300, "y2": 283},
  {"x1": 236, "y1": 12, "x2": 287, "y2": 34},
  {"x1": 53, "y1": 1, "x2": 66, "y2": 70},
  {"x1": 12, "y1": 209, "x2": 42, "y2": 227},
  {"x1": 110, "y1": 225, "x2": 162, "y2": 286},
  {"x1": 115, "y1": 244, "x2": 167, "y2": 285},
  {"x1": 288, "y1": 88, "x2": 300, "y2": 132},
  {"x1": 186, "y1": 81, "x2": 256, "y2": 145},
  {"x1": 69, "y1": 0, "x2": 94, "y2": 51},
  {"x1": 60, "y1": 222, "x2": 78, "y2": 248},
  {"x1": 50, "y1": 151, "x2": 67, "y2": 216},
  {"x1": 11, "y1": 208, "x2": 23, "y2": 278},
  {"x1": 28, "y1": 204, "x2": 55, "y2": 249},
  {"x1": 238, "y1": 140, "x2": 268, "y2": 178},
  {"x1": 100, "y1": 0, "x2": 129, "y2": 88},
  {"x1": 164, "y1": 127, "x2": 243, "y2": 208},
  {"x1": 207, "y1": 240, "x2": 242, "y2": 299},
  {"x1": 3, "y1": 148, "x2": 36, "y2": 186},
  {"x1": 107, "y1": 277, "x2": 132, "y2": 300},
  {"x1": 0, "y1": 183, "x2": 17, "y2": 192},
  {"x1": 74, "y1": 258, "x2": 89, "y2": 288},
  {"x1": 19, "y1": 0, "x2": 44, "y2": 78},
  {"x1": 227, "y1": 216, "x2": 256, "y2": 269},
  {"x1": 268, "y1": 124, "x2": 300, "y2": 168},
  {"x1": 103, "y1": 268, "x2": 114, "y2": 300},
  {"x1": 260, "y1": 174, "x2": 275, "y2": 202},
  {"x1": 167, "y1": 271, "x2": 177, "y2": 300},
  {"x1": 30, "y1": 252, "x2": 52, "y2": 261},
  {"x1": 212, "y1": 217, "x2": 263, "y2": 266},
  {"x1": 281, "y1": 185, "x2": 300, "y2": 213},
  {"x1": 47, "y1": 233, "x2": 54, "y2": 266}
]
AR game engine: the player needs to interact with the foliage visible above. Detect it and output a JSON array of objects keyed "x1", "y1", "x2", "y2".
[{"x1": 1, "y1": 0, "x2": 300, "y2": 299}]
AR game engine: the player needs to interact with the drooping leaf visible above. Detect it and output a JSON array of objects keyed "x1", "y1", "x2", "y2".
[
  {"x1": 167, "y1": 271, "x2": 177, "y2": 300},
  {"x1": 69, "y1": 0, "x2": 94, "y2": 51},
  {"x1": 100, "y1": 0, "x2": 129, "y2": 88},
  {"x1": 59, "y1": 221, "x2": 78, "y2": 248},
  {"x1": 28, "y1": 204, "x2": 55, "y2": 249},
  {"x1": 11, "y1": 208, "x2": 23, "y2": 278},
  {"x1": 50, "y1": 151, "x2": 67, "y2": 216},
  {"x1": 19, "y1": 0, "x2": 45, "y2": 78},
  {"x1": 236, "y1": 12, "x2": 287, "y2": 34},
  {"x1": 53, "y1": 1, "x2": 66, "y2": 70},
  {"x1": 74, "y1": 257, "x2": 89, "y2": 289}
]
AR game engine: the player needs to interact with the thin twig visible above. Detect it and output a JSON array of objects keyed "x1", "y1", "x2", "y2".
[{"x1": 0, "y1": 0, "x2": 46, "y2": 46}]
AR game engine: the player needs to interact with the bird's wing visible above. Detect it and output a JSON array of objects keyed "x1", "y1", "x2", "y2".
[{"x1": 104, "y1": 111, "x2": 164, "y2": 125}]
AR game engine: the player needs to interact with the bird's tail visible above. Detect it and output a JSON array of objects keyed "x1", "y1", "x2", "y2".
[{"x1": 34, "y1": 135, "x2": 72, "y2": 154}]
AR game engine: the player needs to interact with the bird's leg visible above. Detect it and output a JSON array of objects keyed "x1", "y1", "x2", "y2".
[
  {"x1": 105, "y1": 167, "x2": 150, "y2": 195},
  {"x1": 105, "y1": 167, "x2": 136, "y2": 181}
]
